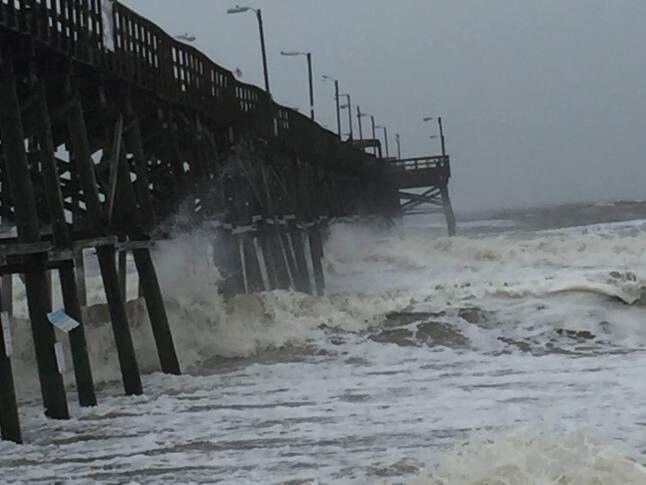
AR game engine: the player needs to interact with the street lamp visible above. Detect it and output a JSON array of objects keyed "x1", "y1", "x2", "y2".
[
  {"x1": 357, "y1": 106, "x2": 370, "y2": 140},
  {"x1": 340, "y1": 94, "x2": 353, "y2": 141},
  {"x1": 376, "y1": 124, "x2": 389, "y2": 158},
  {"x1": 227, "y1": 5, "x2": 270, "y2": 95},
  {"x1": 322, "y1": 75, "x2": 341, "y2": 138},
  {"x1": 423, "y1": 115, "x2": 446, "y2": 156},
  {"x1": 395, "y1": 133, "x2": 401, "y2": 159},
  {"x1": 281, "y1": 51, "x2": 314, "y2": 120},
  {"x1": 370, "y1": 115, "x2": 378, "y2": 156}
]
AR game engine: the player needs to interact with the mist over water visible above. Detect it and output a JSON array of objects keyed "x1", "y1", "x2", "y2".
[{"x1": 3, "y1": 202, "x2": 646, "y2": 483}]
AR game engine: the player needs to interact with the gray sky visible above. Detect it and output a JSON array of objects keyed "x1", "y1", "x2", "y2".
[{"x1": 123, "y1": 0, "x2": 646, "y2": 211}]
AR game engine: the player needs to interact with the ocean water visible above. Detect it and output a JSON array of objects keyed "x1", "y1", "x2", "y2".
[{"x1": 3, "y1": 202, "x2": 646, "y2": 483}]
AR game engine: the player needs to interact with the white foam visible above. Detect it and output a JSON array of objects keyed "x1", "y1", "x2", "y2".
[{"x1": 413, "y1": 431, "x2": 646, "y2": 484}]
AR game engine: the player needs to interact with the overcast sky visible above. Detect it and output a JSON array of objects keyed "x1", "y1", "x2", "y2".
[{"x1": 122, "y1": 0, "x2": 646, "y2": 211}]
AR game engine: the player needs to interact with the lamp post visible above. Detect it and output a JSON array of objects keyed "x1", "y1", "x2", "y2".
[
  {"x1": 357, "y1": 107, "x2": 372, "y2": 143},
  {"x1": 370, "y1": 115, "x2": 378, "y2": 156},
  {"x1": 376, "y1": 125, "x2": 389, "y2": 157},
  {"x1": 358, "y1": 109, "x2": 373, "y2": 151},
  {"x1": 438, "y1": 116, "x2": 446, "y2": 156},
  {"x1": 281, "y1": 51, "x2": 314, "y2": 120},
  {"x1": 356, "y1": 106, "x2": 364, "y2": 140},
  {"x1": 395, "y1": 133, "x2": 401, "y2": 159},
  {"x1": 227, "y1": 5, "x2": 270, "y2": 95},
  {"x1": 322, "y1": 75, "x2": 341, "y2": 138},
  {"x1": 423, "y1": 116, "x2": 446, "y2": 155},
  {"x1": 340, "y1": 94, "x2": 353, "y2": 141}
]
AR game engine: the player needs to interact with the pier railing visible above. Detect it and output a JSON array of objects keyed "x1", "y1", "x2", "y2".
[
  {"x1": 387, "y1": 155, "x2": 450, "y2": 172},
  {"x1": 0, "y1": 0, "x2": 350, "y2": 154}
]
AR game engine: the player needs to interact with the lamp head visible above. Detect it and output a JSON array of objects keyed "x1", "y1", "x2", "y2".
[
  {"x1": 423, "y1": 116, "x2": 435, "y2": 122},
  {"x1": 175, "y1": 33, "x2": 196, "y2": 42},
  {"x1": 280, "y1": 51, "x2": 304, "y2": 56},
  {"x1": 227, "y1": 5, "x2": 253, "y2": 14}
]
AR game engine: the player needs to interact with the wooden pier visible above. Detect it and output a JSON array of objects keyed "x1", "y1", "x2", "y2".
[
  {"x1": 387, "y1": 155, "x2": 457, "y2": 236},
  {"x1": 0, "y1": 0, "x2": 456, "y2": 443}
]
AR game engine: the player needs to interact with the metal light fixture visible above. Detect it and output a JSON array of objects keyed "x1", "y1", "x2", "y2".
[
  {"x1": 322, "y1": 75, "x2": 341, "y2": 137},
  {"x1": 227, "y1": 5, "x2": 254, "y2": 14},
  {"x1": 339, "y1": 94, "x2": 353, "y2": 140},
  {"x1": 227, "y1": 5, "x2": 270, "y2": 94},
  {"x1": 375, "y1": 124, "x2": 389, "y2": 158},
  {"x1": 281, "y1": 50, "x2": 315, "y2": 120},
  {"x1": 174, "y1": 33, "x2": 196, "y2": 42},
  {"x1": 423, "y1": 115, "x2": 446, "y2": 155}
]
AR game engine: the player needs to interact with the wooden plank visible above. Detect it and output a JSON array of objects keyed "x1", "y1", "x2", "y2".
[
  {"x1": 73, "y1": 235, "x2": 118, "y2": 250},
  {"x1": 117, "y1": 239, "x2": 155, "y2": 251},
  {"x1": 0, "y1": 241, "x2": 52, "y2": 258}
]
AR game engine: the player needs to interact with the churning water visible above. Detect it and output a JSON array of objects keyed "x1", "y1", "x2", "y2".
[{"x1": 4, "y1": 202, "x2": 646, "y2": 483}]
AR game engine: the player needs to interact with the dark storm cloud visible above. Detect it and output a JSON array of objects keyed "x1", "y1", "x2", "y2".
[{"x1": 123, "y1": 0, "x2": 646, "y2": 210}]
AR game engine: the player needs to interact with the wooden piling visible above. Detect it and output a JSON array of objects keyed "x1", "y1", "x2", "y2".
[
  {"x1": 241, "y1": 232, "x2": 265, "y2": 293},
  {"x1": 109, "y1": 104, "x2": 181, "y2": 376},
  {"x1": 279, "y1": 230, "x2": 299, "y2": 289},
  {"x1": 131, "y1": 248, "x2": 181, "y2": 374},
  {"x1": 281, "y1": 162, "x2": 313, "y2": 294},
  {"x1": 67, "y1": 95, "x2": 142, "y2": 396},
  {"x1": 118, "y1": 249, "x2": 127, "y2": 298},
  {"x1": 0, "y1": 303, "x2": 21, "y2": 443},
  {"x1": 308, "y1": 225, "x2": 326, "y2": 297},
  {"x1": 215, "y1": 226, "x2": 245, "y2": 297},
  {"x1": 258, "y1": 164, "x2": 290, "y2": 290},
  {"x1": 0, "y1": 55, "x2": 69, "y2": 419},
  {"x1": 0, "y1": 276, "x2": 12, "y2": 319},
  {"x1": 34, "y1": 78, "x2": 96, "y2": 407},
  {"x1": 441, "y1": 186, "x2": 457, "y2": 237},
  {"x1": 123, "y1": 101, "x2": 155, "y2": 229},
  {"x1": 258, "y1": 228, "x2": 279, "y2": 289},
  {"x1": 287, "y1": 226, "x2": 312, "y2": 294}
]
